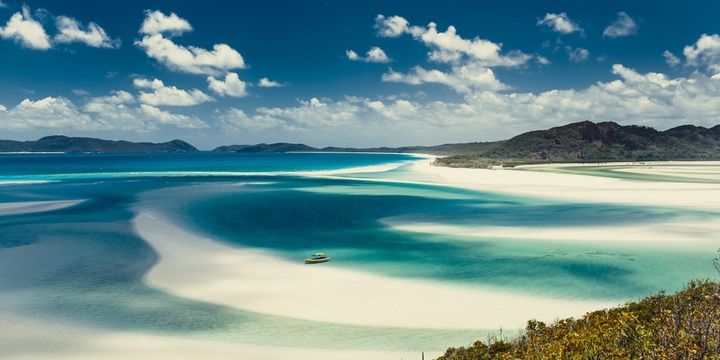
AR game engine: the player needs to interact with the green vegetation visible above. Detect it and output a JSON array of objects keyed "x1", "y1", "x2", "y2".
[
  {"x1": 436, "y1": 121, "x2": 720, "y2": 168},
  {"x1": 438, "y1": 251, "x2": 720, "y2": 359}
]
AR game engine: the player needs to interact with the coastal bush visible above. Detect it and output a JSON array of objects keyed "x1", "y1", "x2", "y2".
[{"x1": 437, "y1": 280, "x2": 720, "y2": 360}]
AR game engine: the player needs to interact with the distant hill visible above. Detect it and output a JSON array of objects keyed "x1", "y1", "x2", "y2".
[
  {"x1": 0, "y1": 135, "x2": 198, "y2": 153},
  {"x1": 212, "y1": 141, "x2": 499, "y2": 155},
  {"x1": 213, "y1": 143, "x2": 318, "y2": 153},
  {"x1": 435, "y1": 121, "x2": 720, "y2": 167}
]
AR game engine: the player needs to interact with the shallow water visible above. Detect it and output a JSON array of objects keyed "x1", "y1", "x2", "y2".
[{"x1": 0, "y1": 152, "x2": 718, "y2": 352}]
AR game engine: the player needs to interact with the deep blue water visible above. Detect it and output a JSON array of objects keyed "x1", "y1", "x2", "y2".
[
  {"x1": 0, "y1": 152, "x2": 718, "y2": 351},
  {"x1": 0, "y1": 152, "x2": 416, "y2": 177}
]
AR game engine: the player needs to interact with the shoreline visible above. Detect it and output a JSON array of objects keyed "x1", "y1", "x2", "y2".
[
  {"x1": 0, "y1": 318, "x2": 428, "y2": 360},
  {"x1": 0, "y1": 200, "x2": 84, "y2": 216},
  {"x1": 408, "y1": 157, "x2": 720, "y2": 210}
]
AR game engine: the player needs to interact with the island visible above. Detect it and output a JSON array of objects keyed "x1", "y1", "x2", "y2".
[{"x1": 0, "y1": 135, "x2": 198, "y2": 153}]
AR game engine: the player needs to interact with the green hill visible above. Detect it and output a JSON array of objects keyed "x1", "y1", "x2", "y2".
[{"x1": 436, "y1": 121, "x2": 720, "y2": 167}]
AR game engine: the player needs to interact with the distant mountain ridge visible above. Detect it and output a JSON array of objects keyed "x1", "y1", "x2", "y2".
[
  {"x1": 0, "y1": 135, "x2": 198, "y2": 153},
  {"x1": 211, "y1": 142, "x2": 498, "y2": 155},
  {"x1": 435, "y1": 121, "x2": 720, "y2": 167},
  {"x1": 5, "y1": 121, "x2": 720, "y2": 165}
]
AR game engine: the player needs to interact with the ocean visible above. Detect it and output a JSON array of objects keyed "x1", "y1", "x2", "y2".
[{"x1": 0, "y1": 152, "x2": 717, "y2": 353}]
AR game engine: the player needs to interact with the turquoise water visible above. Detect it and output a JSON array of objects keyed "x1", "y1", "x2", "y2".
[{"x1": 0, "y1": 152, "x2": 718, "y2": 352}]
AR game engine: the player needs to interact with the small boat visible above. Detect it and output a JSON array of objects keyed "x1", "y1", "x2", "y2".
[{"x1": 305, "y1": 252, "x2": 330, "y2": 264}]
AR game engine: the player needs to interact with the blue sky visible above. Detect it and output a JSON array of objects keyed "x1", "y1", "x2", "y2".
[{"x1": 1, "y1": 0, "x2": 719, "y2": 148}]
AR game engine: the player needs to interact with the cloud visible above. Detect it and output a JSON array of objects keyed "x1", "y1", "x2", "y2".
[
  {"x1": 136, "y1": 34, "x2": 246, "y2": 75},
  {"x1": 536, "y1": 55, "x2": 550, "y2": 65},
  {"x1": 139, "y1": 104, "x2": 206, "y2": 128},
  {"x1": 139, "y1": 10, "x2": 192, "y2": 35},
  {"x1": 54, "y1": 16, "x2": 119, "y2": 48},
  {"x1": 258, "y1": 77, "x2": 282, "y2": 88},
  {"x1": 133, "y1": 77, "x2": 213, "y2": 106},
  {"x1": 346, "y1": 46, "x2": 391, "y2": 63},
  {"x1": 217, "y1": 107, "x2": 290, "y2": 131},
  {"x1": 1, "y1": 97, "x2": 97, "y2": 130},
  {"x1": 567, "y1": 47, "x2": 589, "y2": 62},
  {"x1": 83, "y1": 90, "x2": 135, "y2": 112},
  {"x1": 374, "y1": 14, "x2": 533, "y2": 93},
  {"x1": 135, "y1": 10, "x2": 245, "y2": 75},
  {"x1": 71, "y1": 89, "x2": 91, "y2": 96},
  {"x1": 374, "y1": 15, "x2": 409, "y2": 37},
  {"x1": 0, "y1": 6, "x2": 51, "y2": 50},
  {"x1": 683, "y1": 33, "x2": 720, "y2": 76},
  {"x1": 537, "y1": 13, "x2": 582, "y2": 34},
  {"x1": 376, "y1": 15, "x2": 532, "y2": 67},
  {"x1": 83, "y1": 90, "x2": 206, "y2": 130},
  {"x1": 218, "y1": 97, "x2": 358, "y2": 133},
  {"x1": 382, "y1": 64, "x2": 506, "y2": 93},
  {"x1": 207, "y1": 72, "x2": 248, "y2": 97},
  {"x1": 603, "y1": 12, "x2": 637, "y2": 38},
  {"x1": 663, "y1": 50, "x2": 681, "y2": 67},
  {"x1": 0, "y1": 6, "x2": 118, "y2": 50},
  {"x1": 0, "y1": 92, "x2": 207, "y2": 132},
  {"x1": 0, "y1": 104, "x2": 7, "y2": 111}
]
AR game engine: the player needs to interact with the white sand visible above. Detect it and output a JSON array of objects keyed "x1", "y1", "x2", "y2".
[
  {"x1": 410, "y1": 159, "x2": 720, "y2": 210},
  {"x1": 0, "y1": 319, "x2": 430, "y2": 360},
  {"x1": 134, "y1": 213, "x2": 615, "y2": 331},
  {"x1": 0, "y1": 200, "x2": 84, "y2": 216},
  {"x1": 383, "y1": 218, "x2": 720, "y2": 246}
]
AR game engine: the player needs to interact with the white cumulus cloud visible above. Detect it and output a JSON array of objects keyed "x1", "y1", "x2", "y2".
[
  {"x1": 382, "y1": 64, "x2": 506, "y2": 93},
  {"x1": 603, "y1": 12, "x2": 638, "y2": 38},
  {"x1": 0, "y1": 6, "x2": 51, "y2": 50},
  {"x1": 139, "y1": 10, "x2": 192, "y2": 35},
  {"x1": 374, "y1": 15, "x2": 410, "y2": 37},
  {"x1": 258, "y1": 77, "x2": 282, "y2": 88},
  {"x1": 346, "y1": 46, "x2": 391, "y2": 63},
  {"x1": 567, "y1": 47, "x2": 590, "y2": 62},
  {"x1": 207, "y1": 72, "x2": 248, "y2": 97},
  {"x1": 133, "y1": 77, "x2": 213, "y2": 106},
  {"x1": 377, "y1": 15, "x2": 532, "y2": 67},
  {"x1": 54, "y1": 16, "x2": 119, "y2": 48},
  {"x1": 2, "y1": 92, "x2": 207, "y2": 132},
  {"x1": 683, "y1": 33, "x2": 720, "y2": 76},
  {"x1": 537, "y1": 13, "x2": 582, "y2": 34},
  {"x1": 139, "y1": 104, "x2": 206, "y2": 128},
  {"x1": 374, "y1": 14, "x2": 533, "y2": 93},
  {"x1": 135, "y1": 10, "x2": 245, "y2": 75},
  {"x1": 83, "y1": 90, "x2": 135, "y2": 113},
  {"x1": 663, "y1": 50, "x2": 681, "y2": 67}
]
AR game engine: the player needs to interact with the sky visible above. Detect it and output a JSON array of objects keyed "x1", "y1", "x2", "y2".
[{"x1": 1, "y1": 0, "x2": 719, "y2": 149}]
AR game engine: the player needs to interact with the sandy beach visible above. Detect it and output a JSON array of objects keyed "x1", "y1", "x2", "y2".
[
  {"x1": 0, "y1": 200, "x2": 84, "y2": 216},
  {"x1": 409, "y1": 159, "x2": 720, "y2": 211}
]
